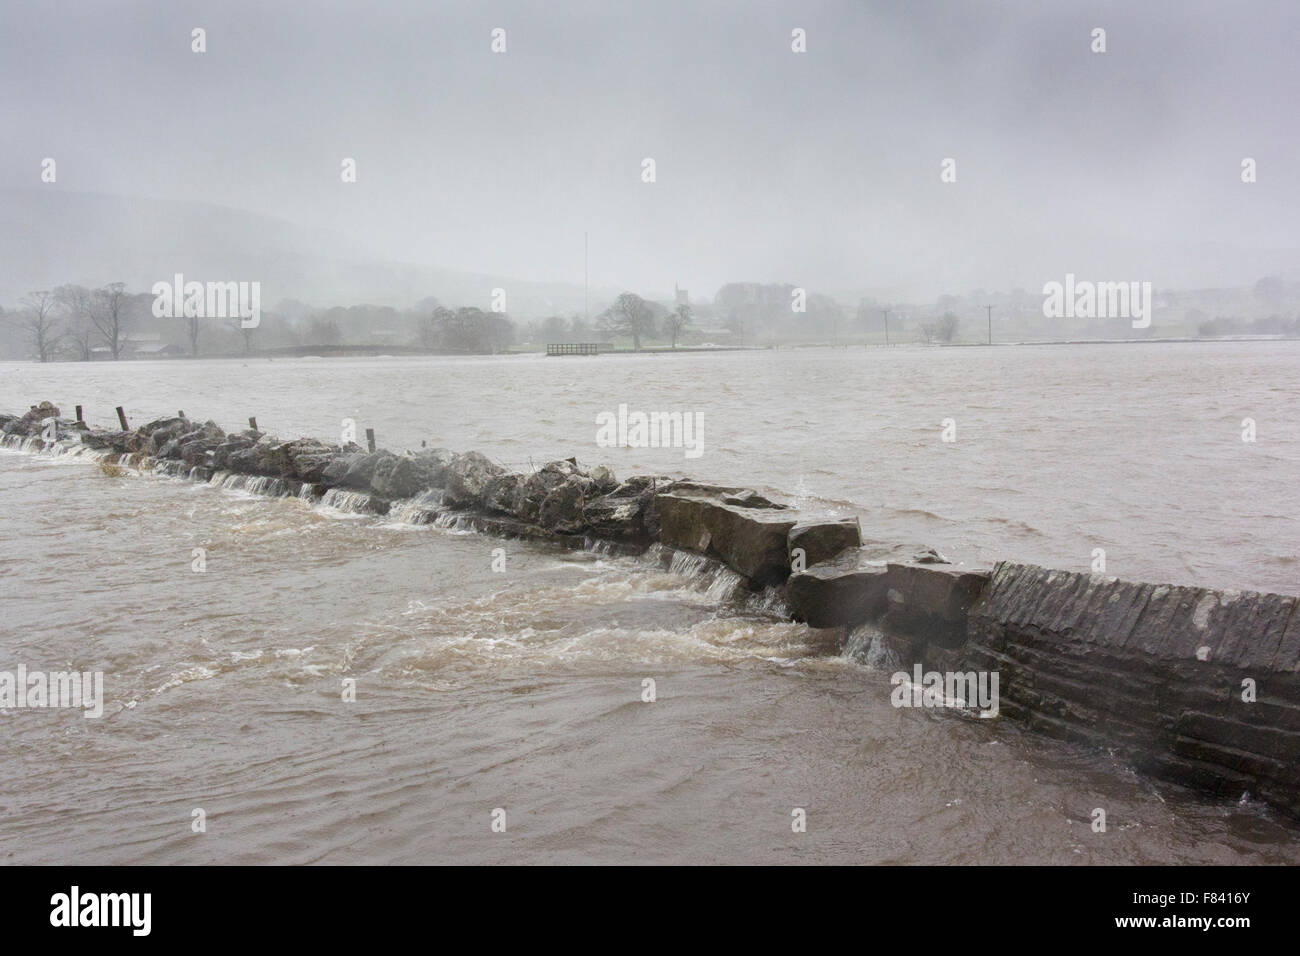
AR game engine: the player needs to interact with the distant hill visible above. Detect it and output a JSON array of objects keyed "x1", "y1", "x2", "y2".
[{"x1": 0, "y1": 189, "x2": 605, "y2": 317}]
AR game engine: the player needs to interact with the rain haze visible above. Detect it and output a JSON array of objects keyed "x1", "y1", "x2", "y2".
[
  {"x1": 1, "y1": 0, "x2": 1298, "y2": 304},
  {"x1": 1, "y1": 0, "x2": 1298, "y2": 887}
]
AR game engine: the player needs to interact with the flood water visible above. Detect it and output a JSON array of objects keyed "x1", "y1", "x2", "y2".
[{"x1": 2, "y1": 343, "x2": 1298, "y2": 864}]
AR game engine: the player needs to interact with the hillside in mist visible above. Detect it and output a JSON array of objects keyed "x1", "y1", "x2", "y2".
[{"x1": 0, "y1": 189, "x2": 604, "y2": 317}]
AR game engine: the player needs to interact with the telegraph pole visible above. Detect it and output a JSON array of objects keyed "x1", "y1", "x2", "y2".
[
  {"x1": 985, "y1": 305, "x2": 993, "y2": 345},
  {"x1": 881, "y1": 309, "x2": 889, "y2": 347},
  {"x1": 584, "y1": 231, "x2": 588, "y2": 324}
]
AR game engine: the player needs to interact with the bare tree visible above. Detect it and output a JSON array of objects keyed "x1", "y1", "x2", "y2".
[
  {"x1": 20, "y1": 290, "x2": 62, "y2": 362},
  {"x1": 90, "y1": 282, "x2": 131, "y2": 359},
  {"x1": 935, "y1": 312, "x2": 960, "y2": 343},
  {"x1": 921, "y1": 312, "x2": 960, "y2": 344},
  {"x1": 224, "y1": 315, "x2": 256, "y2": 354},
  {"x1": 598, "y1": 292, "x2": 656, "y2": 351},
  {"x1": 186, "y1": 314, "x2": 205, "y2": 357},
  {"x1": 662, "y1": 302, "x2": 691, "y2": 348},
  {"x1": 53, "y1": 284, "x2": 95, "y2": 361}
]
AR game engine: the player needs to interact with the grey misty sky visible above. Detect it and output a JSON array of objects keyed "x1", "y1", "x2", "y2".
[{"x1": 1, "y1": 0, "x2": 1296, "y2": 300}]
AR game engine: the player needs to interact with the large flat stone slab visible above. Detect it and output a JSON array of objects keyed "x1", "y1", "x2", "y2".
[
  {"x1": 878, "y1": 563, "x2": 990, "y2": 649},
  {"x1": 786, "y1": 543, "x2": 985, "y2": 635},
  {"x1": 788, "y1": 517, "x2": 862, "y2": 568},
  {"x1": 786, "y1": 550, "x2": 890, "y2": 627},
  {"x1": 656, "y1": 484, "x2": 798, "y2": 586}
]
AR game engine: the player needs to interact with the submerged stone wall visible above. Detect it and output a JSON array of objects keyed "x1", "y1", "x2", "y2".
[
  {"x1": 0, "y1": 402, "x2": 663, "y2": 552},
  {"x1": 5, "y1": 400, "x2": 1299, "y2": 819}
]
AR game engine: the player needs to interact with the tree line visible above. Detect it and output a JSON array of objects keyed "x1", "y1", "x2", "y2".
[
  {"x1": 7, "y1": 279, "x2": 991, "y2": 360},
  {"x1": 1, "y1": 283, "x2": 702, "y2": 359},
  {"x1": 0, "y1": 285, "x2": 525, "y2": 360}
]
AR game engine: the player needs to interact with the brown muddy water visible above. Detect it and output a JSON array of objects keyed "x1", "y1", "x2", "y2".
[{"x1": 1, "y1": 344, "x2": 1298, "y2": 864}]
